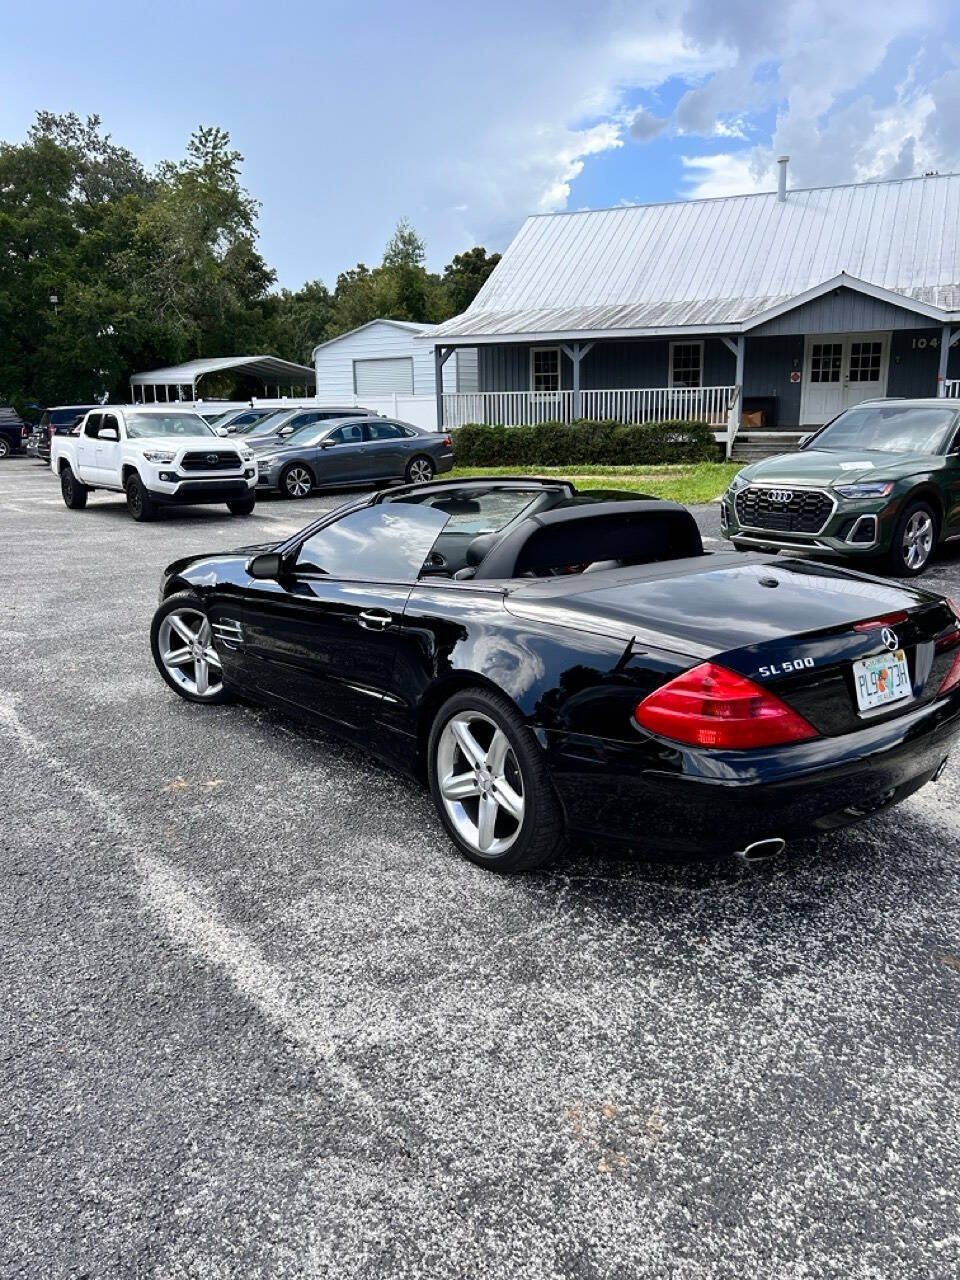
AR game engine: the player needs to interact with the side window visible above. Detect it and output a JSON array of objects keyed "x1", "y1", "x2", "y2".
[
  {"x1": 365, "y1": 421, "x2": 405, "y2": 441},
  {"x1": 327, "y1": 424, "x2": 365, "y2": 445},
  {"x1": 296, "y1": 505, "x2": 450, "y2": 579},
  {"x1": 83, "y1": 413, "x2": 103, "y2": 438}
]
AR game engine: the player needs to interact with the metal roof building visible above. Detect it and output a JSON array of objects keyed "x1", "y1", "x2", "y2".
[
  {"x1": 130, "y1": 355, "x2": 315, "y2": 402},
  {"x1": 429, "y1": 167, "x2": 960, "y2": 454}
]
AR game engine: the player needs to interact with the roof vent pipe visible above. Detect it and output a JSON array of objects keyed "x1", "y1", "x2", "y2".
[{"x1": 777, "y1": 156, "x2": 790, "y2": 202}]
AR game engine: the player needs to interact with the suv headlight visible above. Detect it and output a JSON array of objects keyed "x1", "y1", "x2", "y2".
[
  {"x1": 142, "y1": 449, "x2": 176, "y2": 463},
  {"x1": 728, "y1": 471, "x2": 751, "y2": 492},
  {"x1": 834, "y1": 481, "x2": 894, "y2": 498}
]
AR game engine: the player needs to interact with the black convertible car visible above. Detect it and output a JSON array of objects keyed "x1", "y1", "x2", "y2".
[{"x1": 151, "y1": 478, "x2": 960, "y2": 871}]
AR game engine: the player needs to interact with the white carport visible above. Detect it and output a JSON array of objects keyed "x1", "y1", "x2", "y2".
[{"x1": 130, "y1": 355, "x2": 316, "y2": 404}]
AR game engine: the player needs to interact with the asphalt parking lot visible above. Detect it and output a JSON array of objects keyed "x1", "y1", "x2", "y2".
[{"x1": 2, "y1": 455, "x2": 960, "y2": 1279}]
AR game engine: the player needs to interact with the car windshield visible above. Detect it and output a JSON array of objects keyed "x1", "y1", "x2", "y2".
[
  {"x1": 389, "y1": 486, "x2": 547, "y2": 535},
  {"x1": 125, "y1": 412, "x2": 215, "y2": 439},
  {"x1": 237, "y1": 411, "x2": 293, "y2": 436},
  {"x1": 812, "y1": 405, "x2": 958, "y2": 454}
]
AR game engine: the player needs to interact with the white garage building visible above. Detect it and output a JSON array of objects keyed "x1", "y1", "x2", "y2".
[{"x1": 312, "y1": 319, "x2": 476, "y2": 429}]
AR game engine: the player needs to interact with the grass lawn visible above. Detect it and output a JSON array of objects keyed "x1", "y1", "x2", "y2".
[{"x1": 447, "y1": 462, "x2": 740, "y2": 505}]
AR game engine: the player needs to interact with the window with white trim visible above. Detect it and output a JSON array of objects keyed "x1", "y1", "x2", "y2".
[
  {"x1": 530, "y1": 347, "x2": 561, "y2": 393},
  {"x1": 669, "y1": 341, "x2": 703, "y2": 388}
]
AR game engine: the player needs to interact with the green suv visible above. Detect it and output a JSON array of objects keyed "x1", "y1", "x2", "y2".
[{"x1": 721, "y1": 399, "x2": 960, "y2": 575}]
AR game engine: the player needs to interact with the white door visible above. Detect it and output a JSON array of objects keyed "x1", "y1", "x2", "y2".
[{"x1": 800, "y1": 333, "x2": 890, "y2": 425}]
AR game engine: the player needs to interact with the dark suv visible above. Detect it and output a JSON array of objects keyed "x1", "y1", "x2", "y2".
[
  {"x1": 0, "y1": 407, "x2": 29, "y2": 459},
  {"x1": 36, "y1": 405, "x2": 100, "y2": 461}
]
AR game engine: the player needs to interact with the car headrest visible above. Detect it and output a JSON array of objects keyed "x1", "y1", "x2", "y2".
[
  {"x1": 472, "y1": 501, "x2": 703, "y2": 580},
  {"x1": 465, "y1": 531, "x2": 501, "y2": 566}
]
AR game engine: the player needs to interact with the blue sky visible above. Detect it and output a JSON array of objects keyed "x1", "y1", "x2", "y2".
[{"x1": 3, "y1": 1, "x2": 960, "y2": 289}]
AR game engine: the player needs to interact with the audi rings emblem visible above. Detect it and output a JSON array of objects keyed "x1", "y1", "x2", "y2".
[{"x1": 767, "y1": 489, "x2": 794, "y2": 504}]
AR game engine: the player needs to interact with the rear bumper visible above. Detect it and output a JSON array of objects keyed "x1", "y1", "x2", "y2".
[{"x1": 546, "y1": 691, "x2": 960, "y2": 854}]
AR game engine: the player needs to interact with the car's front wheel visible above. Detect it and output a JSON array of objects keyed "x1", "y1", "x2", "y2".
[
  {"x1": 427, "y1": 687, "x2": 566, "y2": 872},
  {"x1": 126, "y1": 474, "x2": 158, "y2": 522},
  {"x1": 406, "y1": 454, "x2": 435, "y2": 484},
  {"x1": 280, "y1": 463, "x2": 314, "y2": 499},
  {"x1": 60, "y1": 465, "x2": 88, "y2": 509},
  {"x1": 886, "y1": 498, "x2": 938, "y2": 576},
  {"x1": 150, "y1": 592, "x2": 232, "y2": 704}
]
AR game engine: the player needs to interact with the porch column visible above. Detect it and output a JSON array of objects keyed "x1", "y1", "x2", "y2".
[
  {"x1": 434, "y1": 345, "x2": 454, "y2": 429},
  {"x1": 561, "y1": 341, "x2": 594, "y2": 420},
  {"x1": 937, "y1": 324, "x2": 959, "y2": 394}
]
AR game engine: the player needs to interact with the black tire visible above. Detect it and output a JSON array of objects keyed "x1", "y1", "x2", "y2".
[
  {"x1": 731, "y1": 540, "x2": 751, "y2": 553},
  {"x1": 884, "y1": 498, "x2": 939, "y2": 576},
  {"x1": 0, "y1": 437, "x2": 11, "y2": 460},
  {"x1": 150, "y1": 590, "x2": 233, "y2": 706},
  {"x1": 427, "y1": 687, "x2": 566, "y2": 872},
  {"x1": 227, "y1": 493, "x2": 256, "y2": 515},
  {"x1": 405, "y1": 454, "x2": 435, "y2": 485},
  {"x1": 279, "y1": 462, "x2": 314, "y2": 499},
  {"x1": 126, "y1": 473, "x2": 158, "y2": 522},
  {"x1": 60, "y1": 465, "x2": 89, "y2": 509}
]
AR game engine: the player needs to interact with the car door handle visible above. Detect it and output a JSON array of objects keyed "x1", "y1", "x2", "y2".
[{"x1": 358, "y1": 609, "x2": 392, "y2": 631}]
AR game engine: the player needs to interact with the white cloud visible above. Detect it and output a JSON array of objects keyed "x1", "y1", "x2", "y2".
[{"x1": 680, "y1": 152, "x2": 773, "y2": 199}]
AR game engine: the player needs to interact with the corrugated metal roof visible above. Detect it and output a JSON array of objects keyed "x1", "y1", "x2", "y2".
[
  {"x1": 433, "y1": 173, "x2": 960, "y2": 340},
  {"x1": 130, "y1": 355, "x2": 315, "y2": 385},
  {"x1": 312, "y1": 318, "x2": 436, "y2": 355}
]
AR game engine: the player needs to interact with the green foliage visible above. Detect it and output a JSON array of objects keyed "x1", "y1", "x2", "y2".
[
  {"x1": 0, "y1": 111, "x2": 502, "y2": 408},
  {"x1": 451, "y1": 420, "x2": 720, "y2": 467}
]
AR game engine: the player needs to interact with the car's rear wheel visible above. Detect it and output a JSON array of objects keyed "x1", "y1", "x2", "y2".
[
  {"x1": 406, "y1": 454, "x2": 435, "y2": 484},
  {"x1": 150, "y1": 592, "x2": 232, "y2": 704},
  {"x1": 886, "y1": 498, "x2": 938, "y2": 576},
  {"x1": 126, "y1": 474, "x2": 158, "y2": 522},
  {"x1": 0, "y1": 438, "x2": 11, "y2": 459},
  {"x1": 227, "y1": 494, "x2": 256, "y2": 515},
  {"x1": 427, "y1": 687, "x2": 566, "y2": 872},
  {"x1": 60, "y1": 465, "x2": 88, "y2": 510},
  {"x1": 280, "y1": 463, "x2": 313, "y2": 499}
]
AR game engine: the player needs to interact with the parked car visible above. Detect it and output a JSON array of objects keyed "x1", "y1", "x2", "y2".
[
  {"x1": 214, "y1": 407, "x2": 278, "y2": 433},
  {"x1": 253, "y1": 417, "x2": 454, "y2": 497},
  {"x1": 34, "y1": 405, "x2": 101, "y2": 462},
  {"x1": 234, "y1": 405, "x2": 378, "y2": 444},
  {"x1": 0, "y1": 407, "x2": 29, "y2": 458},
  {"x1": 51, "y1": 406, "x2": 258, "y2": 521},
  {"x1": 722, "y1": 398, "x2": 960, "y2": 575},
  {"x1": 151, "y1": 477, "x2": 960, "y2": 872}
]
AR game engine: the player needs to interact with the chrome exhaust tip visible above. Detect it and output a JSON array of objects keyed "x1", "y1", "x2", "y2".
[{"x1": 735, "y1": 837, "x2": 786, "y2": 863}]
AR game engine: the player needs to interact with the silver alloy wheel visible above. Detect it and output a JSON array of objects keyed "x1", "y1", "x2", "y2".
[
  {"x1": 436, "y1": 711, "x2": 525, "y2": 855},
  {"x1": 284, "y1": 466, "x2": 312, "y2": 498},
  {"x1": 0, "y1": 438, "x2": 10, "y2": 458},
  {"x1": 157, "y1": 608, "x2": 223, "y2": 698},
  {"x1": 903, "y1": 510, "x2": 934, "y2": 569},
  {"x1": 408, "y1": 457, "x2": 434, "y2": 484}
]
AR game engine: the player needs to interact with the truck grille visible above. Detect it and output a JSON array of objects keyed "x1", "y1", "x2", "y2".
[
  {"x1": 181, "y1": 450, "x2": 241, "y2": 472},
  {"x1": 735, "y1": 486, "x2": 834, "y2": 534}
]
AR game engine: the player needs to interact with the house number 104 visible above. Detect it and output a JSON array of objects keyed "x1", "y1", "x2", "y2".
[{"x1": 911, "y1": 337, "x2": 940, "y2": 349}]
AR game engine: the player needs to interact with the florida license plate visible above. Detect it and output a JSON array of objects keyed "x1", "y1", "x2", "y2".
[{"x1": 853, "y1": 650, "x2": 911, "y2": 712}]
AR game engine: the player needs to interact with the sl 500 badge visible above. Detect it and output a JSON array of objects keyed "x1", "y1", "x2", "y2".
[{"x1": 758, "y1": 657, "x2": 815, "y2": 677}]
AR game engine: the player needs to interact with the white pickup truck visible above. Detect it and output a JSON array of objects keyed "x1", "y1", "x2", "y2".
[{"x1": 51, "y1": 406, "x2": 258, "y2": 521}]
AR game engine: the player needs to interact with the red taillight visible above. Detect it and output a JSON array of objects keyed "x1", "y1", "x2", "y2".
[
  {"x1": 936, "y1": 598, "x2": 960, "y2": 696},
  {"x1": 854, "y1": 611, "x2": 909, "y2": 632},
  {"x1": 635, "y1": 661, "x2": 819, "y2": 750}
]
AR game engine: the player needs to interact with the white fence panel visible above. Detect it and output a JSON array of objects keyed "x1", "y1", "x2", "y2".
[
  {"x1": 941, "y1": 380, "x2": 960, "y2": 398},
  {"x1": 442, "y1": 387, "x2": 736, "y2": 429}
]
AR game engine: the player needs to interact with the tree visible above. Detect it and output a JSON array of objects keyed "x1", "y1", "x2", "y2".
[{"x1": 442, "y1": 245, "x2": 501, "y2": 314}]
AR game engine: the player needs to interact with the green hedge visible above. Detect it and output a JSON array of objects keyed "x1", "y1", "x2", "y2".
[{"x1": 450, "y1": 418, "x2": 720, "y2": 467}]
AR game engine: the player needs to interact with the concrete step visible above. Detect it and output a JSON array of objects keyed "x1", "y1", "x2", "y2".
[{"x1": 731, "y1": 432, "x2": 807, "y2": 462}]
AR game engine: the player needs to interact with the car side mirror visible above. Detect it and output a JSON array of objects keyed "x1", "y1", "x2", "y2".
[
  {"x1": 215, "y1": 427, "x2": 229, "y2": 436},
  {"x1": 99, "y1": 428, "x2": 119, "y2": 442},
  {"x1": 247, "y1": 552, "x2": 285, "y2": 580},
  {"x1": 320, "y1": 438, "x2": 335, "y2": 448},
  {"x1": 278, "y1": 426, "x2": 294, "y2": 437},
  {"x1": 798, "y1": 433, "x2": 812, "y2": 448}
]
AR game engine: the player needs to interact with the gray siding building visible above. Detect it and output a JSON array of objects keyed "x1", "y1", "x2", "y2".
[{"x1": 430, "y1": 165, "x2": 960, "y2": 456}]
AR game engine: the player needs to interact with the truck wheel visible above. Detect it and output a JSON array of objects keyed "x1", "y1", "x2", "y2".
[
  {"x1": 227, "y1": 494, "x2": 256, "y2": 516},
  {"x1": 0, "y1": 438, "x2": 11, "y2": 460},
  {"x1": 126, "y1": 474, "x2": 158, "y2": 522},
  {"x1": 60, "y1": 465, "x2": 88, "y2": 510}
]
